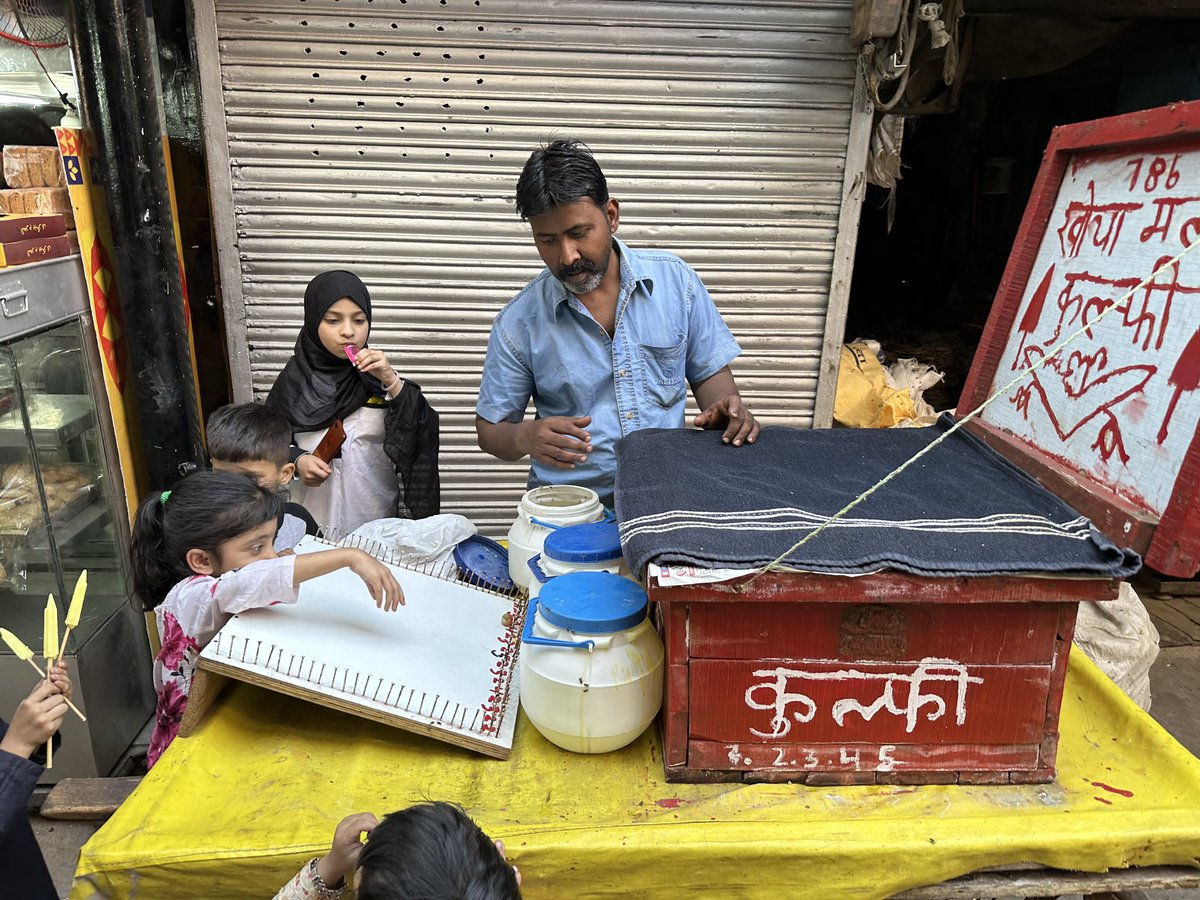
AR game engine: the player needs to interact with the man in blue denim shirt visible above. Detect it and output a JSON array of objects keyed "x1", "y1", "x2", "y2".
[{"x1": 476, "y1": 140, "x2": 760, "y2": 507}]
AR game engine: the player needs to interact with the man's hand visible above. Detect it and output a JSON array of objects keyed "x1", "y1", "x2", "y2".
[
  {"x1": 297, "y1": 453, "x2": 332, "y2": 486},
  {"x1": 521, "y1": 415, "x2": 593, "y2": 469},
  {"x1": 1, "y1": 679, "x2": 68, "y2": 759},
  {"x1": 693, "y1": 394, "x2": 760, "y2": 447},
  {"x1": 316, "y1": 812, "x2": 378, "y2": 888}
]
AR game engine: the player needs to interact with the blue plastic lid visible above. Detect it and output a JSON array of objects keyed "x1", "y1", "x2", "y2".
[
  {"x1": 453, "y1": 535, "x2": 516, "y2": 593},
  {"x1": 543, "y1": 520, "x2": 624, "y2": 564},
  {"x1": 537, "y1": 571, "x2": 647, "y2": 634}
]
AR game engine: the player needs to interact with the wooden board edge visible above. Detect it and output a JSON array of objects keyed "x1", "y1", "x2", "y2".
[
  {"x1": 893, "y1": 863, "x2": 1200, "y2": 899},
  {"x1": 647, "y1": 572, "x2": 1118, "y2": 606},
  {"x1": 197, "y1": 657, "x2": 512, "y2": 760},
  {"x1": 177, "y1": 668, "x2": 229, "y2": 738},
  {"x1": 1041, "y1": 604, "x2": 1079, "y2": 739},
  {"x1": 1146, "y1": 414, "x2": 1200, "y2": 577}
]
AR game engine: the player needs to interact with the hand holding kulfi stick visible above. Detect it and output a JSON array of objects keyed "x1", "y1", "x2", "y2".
[{"x1": 1, "y1": 627, "x2": 86, "y2": 721}]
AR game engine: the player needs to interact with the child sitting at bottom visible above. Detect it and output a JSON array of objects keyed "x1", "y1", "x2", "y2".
[
  {"x1": 207, "y1": 401, "x2": 320, "y2": 552},
  {"x1": 131, "y1": 471, "x2": 405, "y2": 768},
  {"x1": 273, "y1": 802, "x2": 521, "y2": 899}
]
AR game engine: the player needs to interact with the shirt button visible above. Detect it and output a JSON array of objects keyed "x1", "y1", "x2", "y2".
[
  {"x1": 619, "y1": 369, "x2": 628, "y2": 376},
  {"x1": 625, "y1": 411, "x2": 634, "y2": 420}
]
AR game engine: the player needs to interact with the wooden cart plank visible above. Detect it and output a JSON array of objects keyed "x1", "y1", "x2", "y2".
[
  {"x1": 1147, "y1": 600, "x2": 1200, "y2": 643},
  {"x1": 893, "y1": 864, "x2": 1200, "y2": 898}
]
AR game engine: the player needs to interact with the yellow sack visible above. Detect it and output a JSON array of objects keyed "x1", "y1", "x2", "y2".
[{"x1": 834, "y1": 342, "x2": 916, "y2": 428}]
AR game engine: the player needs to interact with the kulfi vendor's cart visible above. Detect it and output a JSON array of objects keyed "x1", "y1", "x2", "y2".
[{"x1": 618, "y1": 99, "x2": 1200, "y2": 786}]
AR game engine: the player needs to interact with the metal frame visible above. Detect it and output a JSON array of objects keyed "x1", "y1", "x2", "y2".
[{"x1": 188, "y1": 0, "x2": 253, "y2": 402}]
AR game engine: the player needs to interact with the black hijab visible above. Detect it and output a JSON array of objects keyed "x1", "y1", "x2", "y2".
[{"x1": 266, "y1": 270, "x2": 384, "y2": 431}]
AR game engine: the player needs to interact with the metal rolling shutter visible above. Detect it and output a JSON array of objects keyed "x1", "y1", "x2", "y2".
[{"x1": 197, "y1": 0, "x2": 867, "y2": 534}]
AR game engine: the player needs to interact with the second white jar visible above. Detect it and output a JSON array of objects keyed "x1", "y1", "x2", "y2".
[{"x1": 507, "y1": 485, "x2": 604, "y2": 590}]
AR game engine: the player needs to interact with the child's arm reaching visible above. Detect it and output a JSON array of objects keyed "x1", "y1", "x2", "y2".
[
  {"x1": 202, "y1": 551, "x2": 402, "y2": 624},
  {"x1": 294, "y1": 548, "x2": 405, "y2": 611}
]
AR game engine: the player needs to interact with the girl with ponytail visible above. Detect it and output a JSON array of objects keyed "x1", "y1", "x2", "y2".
[{"x1": 130, "y1": 471, "x2": 405, "y2": 767}]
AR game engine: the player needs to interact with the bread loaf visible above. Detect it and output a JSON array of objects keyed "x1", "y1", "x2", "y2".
[
  {"x1": 3, "y1": 145, "x2": 65, "y2": 188},
  {"x1": 0, "y1": 187, "x2": 72, "y2": 224}
]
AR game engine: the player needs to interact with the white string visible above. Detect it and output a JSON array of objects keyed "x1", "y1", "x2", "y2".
[{"x1": 735, "y1": 238, "x2": 1200, "y2": 592}]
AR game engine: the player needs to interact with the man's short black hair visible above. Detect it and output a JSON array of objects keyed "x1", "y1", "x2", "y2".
[
  {"x1": 205, "y1": 402, "x2": 292, "y2": 467},
  {"x1": 357, "y1": 801, "x2": 521, "y2": 899},
  {"x1": 514, "y1": 139, "x2": 609, "y2": 221}
]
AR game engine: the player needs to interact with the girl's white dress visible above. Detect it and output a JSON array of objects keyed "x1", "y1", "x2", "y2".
[{"x1": 291, "y1": 402, "x2": 398, "y2": 535}]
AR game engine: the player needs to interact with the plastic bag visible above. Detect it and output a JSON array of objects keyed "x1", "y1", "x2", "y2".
[
  {"x1": 0, "y1": 462, "x2": 93, "y2": 534},
  {"x1": 343, "y1": 514, "x2": 477, "y2": 566},
  {"x1": 886, "y1": 357, "x2": 943, "y2": 425},
  {"x1": 2, "y1": 145, "x2": 65, "y2": 189},
  {"x1": 834, "y1": 341, "x2": 945, "y2": 429},
  {"x1": 1075, "y1": 581, "x2": 1160, "y2": 711}
]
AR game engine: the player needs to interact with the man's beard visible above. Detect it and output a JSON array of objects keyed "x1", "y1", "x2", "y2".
[{"x1": 558, "y1": 254, "x2": 609, "y2": 296}]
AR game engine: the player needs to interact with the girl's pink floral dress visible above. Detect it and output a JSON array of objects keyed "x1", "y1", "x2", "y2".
[{"x1": 148, "y1": 556, "x2": 298, "y2": 767}]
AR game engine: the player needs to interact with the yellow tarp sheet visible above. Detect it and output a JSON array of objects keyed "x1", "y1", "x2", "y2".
[{"x1": 72, "y1": 649, "x2": 1200, "y2": 899}]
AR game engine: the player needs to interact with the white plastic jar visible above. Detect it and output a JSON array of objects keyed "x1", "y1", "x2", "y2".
[
  {"x1": 507, "y1": 485, "x2": 604, "y2": 590},
  {"x1": 527, "y1": 520, "x2": 631, "y2": 599},
  {"x1": 520, "y1": 571, "x2": 664, "y2": 754}
]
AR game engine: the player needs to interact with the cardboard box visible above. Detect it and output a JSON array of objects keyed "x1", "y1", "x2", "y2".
[
  {"x1": 0, "y1": 234, "x2": 71, "y2": 267},
  {"x1": 0, "y1": 214, "x2": 66, "y2": 243}
]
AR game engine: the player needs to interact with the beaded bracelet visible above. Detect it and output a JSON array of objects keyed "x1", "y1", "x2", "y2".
[{"x1": 307, "y1": 858, "x2": 345, "y2": 897}]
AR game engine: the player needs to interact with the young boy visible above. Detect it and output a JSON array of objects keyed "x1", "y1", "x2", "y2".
[
  {"x1": 273, "y1": 802, "x2": 521, "y2": 899},
  {"x1": 206, "y1": 402, "x2": 320, "y2": 551}
]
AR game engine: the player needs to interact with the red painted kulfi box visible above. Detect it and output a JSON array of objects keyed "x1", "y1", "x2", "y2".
[{"x1": 614, "y1": 99, "x2": 1200, "y2": 784}]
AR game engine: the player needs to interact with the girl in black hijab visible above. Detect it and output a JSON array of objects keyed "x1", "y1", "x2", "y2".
[{"x1": 266, "y1": 271, "x2": 440, "y2": 532}]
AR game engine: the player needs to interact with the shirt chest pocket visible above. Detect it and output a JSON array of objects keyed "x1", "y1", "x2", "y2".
[{"x1": 639, "y1": 339, "x2": 687, "y2": 408}]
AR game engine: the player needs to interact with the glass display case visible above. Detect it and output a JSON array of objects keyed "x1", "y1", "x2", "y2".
[{"x1": 0, "y1": 256, "x2": 152, "y2": 781}]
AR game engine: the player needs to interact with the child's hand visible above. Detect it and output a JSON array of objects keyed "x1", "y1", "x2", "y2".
[
  {"x1": 347, "y1": 549, "x2": 405, "y2": 611},
  {"x1": 354, "y1": 348, "x2": 397, "y2": 387},
  {"x1": 297, "y1": 453, "x2": 332, "y2": 486},
  {"x1": 47, "y1": 661, "x2": 72, "y2": 702},
  {"x1": 1, "y1": 678, "x2": 68, "y2": 759},
  {"x1": 316, "y1": 812, "x2": 378, "y2": 888},
  {"x1": 495, "y1": 839, "x2": 522, "y2": 887}
]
